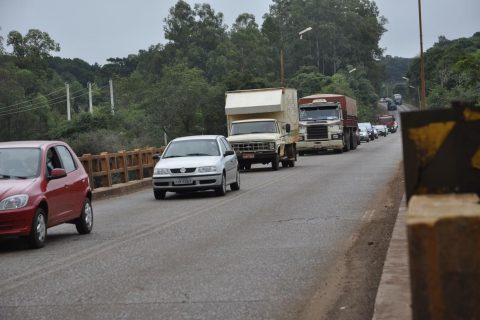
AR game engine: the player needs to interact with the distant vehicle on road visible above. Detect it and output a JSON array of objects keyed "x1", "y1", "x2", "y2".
[
  {"x1": 358, "y1": 127, "x2": 370, "y2": 142},
  {"x1": 386, "y1": 98, "x2": 397, "y2": 111},
  {"x1": 393, "y1": 93, "x2": 403, "y2": 105},
  {"x1": 0, "y1": 141, "x2": 93, "y2": 248},
  {"x1": 374, "y1": 124, "x2": 388, "y2": 137},
  {"x1": 378, "y1": 114, "x2": 397, "y2": 133},
  {"x1": 152, "y1": 135, "x2": 240, "y2": 199},
  {"x1": 358, "y1": 122, "x2": 376, "y2": 141}
]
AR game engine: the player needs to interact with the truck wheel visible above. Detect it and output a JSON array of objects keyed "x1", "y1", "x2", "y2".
[
  {"x1": 299, "y1": 151, "x2": 305, "y2": 156},
  {"x1": 272, "y1": 155, "x2": 280, "y2": 171},
  {"x1": 350, "y1": 131, "x2": 357, "y2": 150},
  {"x1": 343, "y1": 131, "x2": 351, "y2": 152},
  {"x1": 244, "y1": 163, "x2": 251, "y2": 170}
]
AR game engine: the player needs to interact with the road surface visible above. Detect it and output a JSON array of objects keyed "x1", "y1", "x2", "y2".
[{"x1": 0, "y1": 113, "x2": 406, "y2": 320}]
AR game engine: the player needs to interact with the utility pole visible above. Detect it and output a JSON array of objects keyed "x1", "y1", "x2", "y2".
[
  {"x1": 280, "y1": 48, "x2": 285, "y2": 87},
  {"x1": 66, "y1": 82, "x2": 71, "y2": 121},
  {"x1": 418, "y1": 0, "x2": 427, "y2": 110},
  {"x1": 109, "y1": 78, "x2": 115, "y2": 115},
  {"x1": 88, "y1": 82, "x2": 93, "y2": 113}
]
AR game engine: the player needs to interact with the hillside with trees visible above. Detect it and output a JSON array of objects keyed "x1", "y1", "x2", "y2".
[
  {"x1": 406, "y1": 33, "x2": 480, "y2": 108},
  {"x1": 0, "y1": 0, "x2": 400, "y2": 154}
]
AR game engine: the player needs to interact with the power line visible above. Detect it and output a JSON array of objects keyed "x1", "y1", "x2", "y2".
[
  {"x1": 0, "y1": 90, "x2": 91, "y2": 117},
  {"x1": 0, "y1": 82, "x2": 111, "y2": 118},
  {"x1": 0, "y1": 86, "x2": 65, "y2": 110}
]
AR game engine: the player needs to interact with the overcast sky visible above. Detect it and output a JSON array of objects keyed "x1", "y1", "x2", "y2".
[{"x1": 1, "y1": 0, "x2": 479, "y2": 65}]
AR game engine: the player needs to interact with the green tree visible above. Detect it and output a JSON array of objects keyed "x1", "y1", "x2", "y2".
[{"x1": 7, "y1": 29, "x2": 60, "y2": 69}]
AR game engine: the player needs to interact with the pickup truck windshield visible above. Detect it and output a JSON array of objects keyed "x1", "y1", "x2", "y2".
[
  {"x1": 299, "y1": 106, "x2": 339, "y2": 121},
  {"x1": 230, "y1": 121, "x2": 277, "y2": 135}
]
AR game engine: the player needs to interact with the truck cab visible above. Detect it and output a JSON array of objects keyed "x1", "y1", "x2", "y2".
[
  {"x1": 297, "y1": 94, "x2": 358, "y2": 154},
  {"x1": 228, "y1": 119, "x2": 290, "y2": 170}
]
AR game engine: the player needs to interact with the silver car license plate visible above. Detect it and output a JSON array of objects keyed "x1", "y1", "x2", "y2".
[{"x1": 174, "y1": 178, "x2": 193, "y2": 185}]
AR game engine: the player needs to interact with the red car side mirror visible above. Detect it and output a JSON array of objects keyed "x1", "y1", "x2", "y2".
[{"x1": 50, "y1": 168, "x2": 67, "y2": 179}]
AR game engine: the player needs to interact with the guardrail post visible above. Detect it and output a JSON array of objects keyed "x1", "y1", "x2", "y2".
[
  {"x1": 407, "y1": 194, "x2": 480, "y2": 320},
  {"x1": 100, "y1": 152, "x2": 112, "y2": 187},
  {"x1": 80, "y1": 154, "x2": 94, "y2": 189},
  {"x1": 118, "y1": 150, "x2": 129, "y2": 183}
]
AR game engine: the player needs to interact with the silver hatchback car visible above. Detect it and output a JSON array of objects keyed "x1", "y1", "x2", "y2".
[{"x1": 152, "y1": 135, "x2": 240, "y2": 199}]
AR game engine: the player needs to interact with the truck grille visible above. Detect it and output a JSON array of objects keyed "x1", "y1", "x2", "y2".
[
  {"x1": 231, "y1": 142, "x2": 270, "y2": 152},
  {"x1": 307, "y1": 125, "x2": 328, "y2": 140}
]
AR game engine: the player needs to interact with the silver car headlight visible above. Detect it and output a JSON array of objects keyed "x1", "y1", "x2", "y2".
[
  {"x1": 0, "y1": 194, "x2": 29, "y2": 210},
  {"x1": 154, "y1": 168, "x2": 170, "y2": 175},
  {"x1": 198, "y1": 166, "x2": 217, "y2": 173},
  {"x1": 268, "y1": 142, "x2": 276, "y2": 150}
]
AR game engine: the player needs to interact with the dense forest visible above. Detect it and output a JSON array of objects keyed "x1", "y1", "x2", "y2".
[
  {"x1": 0, "y1": 0, "x2": 478, "y2": 154},
  {"x1": 406, "y1": 33, "x2": 480, "y2": 108}
]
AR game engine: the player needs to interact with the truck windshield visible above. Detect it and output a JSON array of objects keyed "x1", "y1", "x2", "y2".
[
  {"x1": 230, "y1": 121, "x2": 277, "y2": 135},
  {"x1": 299, "y1": 106, "x2": 339, "y2": 121}
]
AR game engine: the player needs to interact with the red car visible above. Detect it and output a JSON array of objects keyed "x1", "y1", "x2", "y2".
[{"x1": 0, "y1": 141, "x2": 93, "y2": 248}]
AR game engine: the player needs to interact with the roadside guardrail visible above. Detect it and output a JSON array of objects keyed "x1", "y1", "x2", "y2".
[{"x1": 79, "y1": 147, "x2": 164, "y2": 190}]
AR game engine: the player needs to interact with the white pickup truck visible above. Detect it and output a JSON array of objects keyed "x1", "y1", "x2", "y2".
[{"x1": 225, "y1": 88, "x2": 299, "y2": 170}]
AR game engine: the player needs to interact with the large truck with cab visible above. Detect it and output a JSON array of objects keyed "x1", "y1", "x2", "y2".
[
  {"x1": 297, "y1": 94, "x2": 359, "y2": 154},
  {"x1": 225, "y1": 88, "x2": 299, "y2": 170}
]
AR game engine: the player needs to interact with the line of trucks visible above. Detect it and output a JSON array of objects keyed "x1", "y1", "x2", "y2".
[{"x1": 225, "y1": 88, "x2": 363, "y2": 170}]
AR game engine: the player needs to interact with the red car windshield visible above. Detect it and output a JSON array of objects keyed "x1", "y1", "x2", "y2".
[{"x1": 0, "y1": 148, "x2": 41, "y2": 179}]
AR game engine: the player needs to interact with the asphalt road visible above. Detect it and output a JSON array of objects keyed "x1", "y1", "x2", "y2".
[{"x1": 0, "y1": 116, "x2": 405, "y2": 320}]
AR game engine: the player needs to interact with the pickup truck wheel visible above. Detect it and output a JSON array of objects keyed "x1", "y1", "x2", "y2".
[
  {"x1": 154, "y1": 190, "x2": 166, "y2": 200},
  {"x1": 272, "y1": 155, "x2": 280, "y2": 171},
  {"x1": 244, "y1": 163, "x2": 251, "y2": 170},
  {"x1": 215, "y1": 173, "x2": 227, "y2": 196}
]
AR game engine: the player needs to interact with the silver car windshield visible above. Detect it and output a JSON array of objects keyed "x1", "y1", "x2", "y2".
[
  {"x1": 163, "y1": 139, "x2": 220, "y2": 158},
  {"x1": 0, "y1": 147, "x2": 41, "y2": 179}
]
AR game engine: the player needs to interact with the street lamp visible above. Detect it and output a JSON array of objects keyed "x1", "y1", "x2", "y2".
[
  {"x1": 409, "y1": 85, "x2": 421, "y2": 106},
  {"x1": 280, "y1": 27, "x2": 313, "y2": 87},
  {"x1": 298, "y1": 27, "x2": 312, "y2": 40},
  {"x1": 403, "y1": 77, "x2": 420, "y2": 107}
]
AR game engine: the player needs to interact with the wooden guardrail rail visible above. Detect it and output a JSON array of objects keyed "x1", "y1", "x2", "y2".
[{"x1": 79, "y1": 147, "x2": 164, "y2": 190}]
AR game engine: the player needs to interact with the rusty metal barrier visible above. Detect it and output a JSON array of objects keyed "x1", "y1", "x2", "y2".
[{"x1": 79, "y1": 147, "x2": 164, "y2": 190}]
